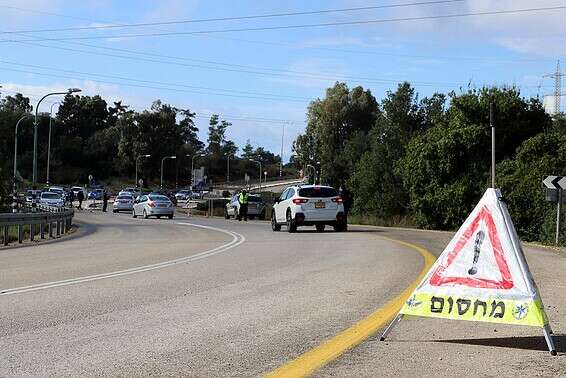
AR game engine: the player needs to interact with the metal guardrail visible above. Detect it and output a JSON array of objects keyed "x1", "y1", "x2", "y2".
[{"x1": 0, "y1": 205, "x2": 74, "y2": 246}]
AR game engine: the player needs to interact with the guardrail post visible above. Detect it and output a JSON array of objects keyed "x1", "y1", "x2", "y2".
[
  {"x1": 56, "y1": 221, "x2": 60, "y2": 236},
  {"x1": 18, "y1": 225, "x2": 23, "y2": 243},
  {"x1": 3, "y1": 226, "x2": 8, "y2": 246},
  {"x1": 30, "y1": 223, "x2": 35, "y2": 241},
  {"x1": 40, "y1": 221, "x2": 45, "y2": 239},
  {"x1": 48, "y1": 221, "x2": 53, "y2": 237}
]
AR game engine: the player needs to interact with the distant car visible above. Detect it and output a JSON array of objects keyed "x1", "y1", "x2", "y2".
[
  {"x1": 113, "y1": 193, "x2": 134, "y2": 213},
  {"x1": 25, "y1": 189, "x2": 43, "y2": 203},
  {"x1": 48, "y1": 186, "x2": 67, "y2": 200},
  {"x1": 88, "y1": 188, "x2": 104, "y2": 200},
  {"x1": 175, "y1": 189, "x2": 192, "y2": 201},
  {"x1": 71, "y1": 186, "x2": 86, "y2": 198},
  {"x1": 39, "y1": 191, "x2": 65, "y2": 207},
  {"x1": 119, "y1": 187, "x2": 141, "y2": 199},
  {"x1": 132, "y1": 194, "x2": 174, "y2": 219},
  {"x1": 153, "y1": 190, "x2": 178, "y2": 205},
  {"x1": 271, "y1": 185, "x2": 346, "y2": 232},
  {"x1": 225, "y1": 193, "x2": 266, "y2": 220}
]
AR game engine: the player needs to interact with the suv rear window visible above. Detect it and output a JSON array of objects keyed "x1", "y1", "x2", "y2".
[{"x1": 298, "y1": 187, "x2": 338, "y2": 198}]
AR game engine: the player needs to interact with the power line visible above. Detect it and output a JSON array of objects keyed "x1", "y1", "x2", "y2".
[
  {"x1": 0, "y1": 1, "x2": 464, "y2": 34},
  {"x1": 2, "y1": 5, "x2": 565, "y2": 43},
  {"x1": 0, "y1": 86, "x2": 303, "y2": 125},
  {"x1": 0, "y1": 66, "x2": 308, "y2": 102},
  {"x1": 7, "y1": 39, "x2": 469, "y2": 87},
  {"x1": 0, "y1": 59, "x2": 311, "y2": 100}
]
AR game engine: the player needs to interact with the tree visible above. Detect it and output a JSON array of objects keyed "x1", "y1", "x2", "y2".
[
  {"x1": 296, "y1": 82, "x2": 379, "y2": 186},
  {"x1": 0, "y1": 93, "x2": 32, "y2": 113},
  {"x1": 241, "y1": 139, "x2": 254, "y2": 159}
]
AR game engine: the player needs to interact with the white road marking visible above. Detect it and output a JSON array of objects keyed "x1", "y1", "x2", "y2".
[{"x1": 0, "y1": 222, "x2": 245, "y2": 296}]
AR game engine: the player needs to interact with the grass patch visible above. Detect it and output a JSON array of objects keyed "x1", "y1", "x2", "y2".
[{"x1": 347, "y1": 213, "x2": 419, "y2": 229}]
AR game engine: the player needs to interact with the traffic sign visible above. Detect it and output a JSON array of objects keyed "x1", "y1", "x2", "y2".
[
  {"x1": 543, "y1": 175, "x2": 566, "y2": 190},
  {"x1": 381, "y1": 188, "x2": 557, "y2": 355}
]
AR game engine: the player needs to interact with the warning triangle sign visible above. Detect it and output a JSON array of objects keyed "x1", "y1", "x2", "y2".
[{"x1": 399, "y1": 189, "x2": 549, "y2": 328}]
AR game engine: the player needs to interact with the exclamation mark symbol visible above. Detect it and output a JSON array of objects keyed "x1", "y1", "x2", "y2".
[{"x1": 468, "y1": 231, "x2": 485, "y2": 275}]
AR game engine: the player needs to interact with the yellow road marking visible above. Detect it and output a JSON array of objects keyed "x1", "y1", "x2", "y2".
[{"x1": 265, "y1": 236, "x2": 436, "y2": 378}]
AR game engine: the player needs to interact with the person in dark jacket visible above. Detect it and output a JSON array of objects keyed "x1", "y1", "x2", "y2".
[
  {"x1": 67, "y1": 190, "x2": 75, "y2": 207},
  {"x1": 102, "y1": 190, "x2": 109, "y2": 212},
  {"x1": 77, "y1": 189, "x2": 84, "y2": 210}
]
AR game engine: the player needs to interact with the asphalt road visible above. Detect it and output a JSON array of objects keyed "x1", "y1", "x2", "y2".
[{"x1": 1, "y1": 210, "x2": 564, "y2": 376}]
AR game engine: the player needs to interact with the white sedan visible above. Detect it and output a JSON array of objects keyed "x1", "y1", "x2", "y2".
[
  {"x1": 39, "y1": 192, "x2": 65, "y2": 207},
  {"x1": 113, "y1": 194, "x2": 134, "y2": 213}
]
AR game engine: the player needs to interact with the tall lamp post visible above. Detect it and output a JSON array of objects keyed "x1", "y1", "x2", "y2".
[
  {"x1": 33, "y1": 88, "x2": 81, "y2": 188},
  {"x1": 46, "y1": 102, "x2": 59, "y2": 186},
  {"x1": 135, "y1": 154, "x2": 151, "y2": 187},
  {"x1": 160, "y1": 156, "x2": 176, "y2": 189},
  {"x1": 191, "y1": 153, "x2": 205, "y2": 188},
  {"x1": 249, "y1": 159, "x2": 262, "y2": 190},
  {"x1": 226, "y1": 154, "x2": 233, "y2": 183},
  {"x1": 13, "y1": 114, "x2": 30, "y2": 194}
]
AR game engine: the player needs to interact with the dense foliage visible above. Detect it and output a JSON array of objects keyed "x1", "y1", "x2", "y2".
[
  {"x1": 0, "y1": 93, "x2": 285, "y2": 198},
  {"x1": 292, "y1": 82, "x2": 564, "y2": 244}
]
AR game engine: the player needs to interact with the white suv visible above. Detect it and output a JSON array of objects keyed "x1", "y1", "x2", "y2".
[{"x1": 272, "y1": 185, "x2": 347, "y2": 233}]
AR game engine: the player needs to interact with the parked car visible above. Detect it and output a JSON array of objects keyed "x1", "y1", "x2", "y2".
[
  {"x1": 71, "y1": 186, "x2": 86, "y2": 198},
  {"x1": 113, "y1": 193, "x2": 134, "y2": 213},
  {"x1": 271, "y1": 185, "x2": 346, "y2": 232},
  {"x1": 175, "y1": 189, "x2": 192, "y2": 201},
  {"x1": 25, "y1": 189, "x2": 43, "y2": 203},
  {"x1": 132, "y1": 194, "x2": 174, "y2": 219},
  {"x1": 48, "y1": 186, "x2": 67, "y2": 200},
  {"x1": 39, "y1": 191, "x2": 65, "y2": 207},
  {"x1": 119, "y1": 187, "x2": 141, "y2": 199},
  {"x1": 88, "y1": 188, "x2": 104, "y2": 200},
  {"x1": 153, "y1": 190, "x2": 178, "y2": 205},
  {"x1": 225, "y1": 193, "x2": 266, "y2": 220}
]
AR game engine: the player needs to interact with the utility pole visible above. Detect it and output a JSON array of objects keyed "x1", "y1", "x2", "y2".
[
  {"x1": 279, "y1": 122, "x2": 285, "y2": 177},
  {"x1": 544, "y1": 60, "x2": 565, "y2": 115},
  {"x1": 490, "y1": 102, "x2": 495, "y2": 189}
]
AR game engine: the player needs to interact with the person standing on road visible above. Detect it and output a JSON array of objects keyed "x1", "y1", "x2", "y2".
[
  {"x1": 68, "y1": 190, "x2": 75, "y2": 208},
  {"x1": 237, "y1": 190, "x2": 249, "y2": 222},
  {"x1": 340, "y1": 185, "x2": 353, "y2": 221},
  {"x1": 102, "y1": 190, "x2": 109, "y2": 212},
  {"x1": 77, "y1": 189, "x2": 84, "y2": 210}
]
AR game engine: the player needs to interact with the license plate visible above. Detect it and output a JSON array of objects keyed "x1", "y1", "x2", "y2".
[
  {"x1": 158, "y1": 203, "x2": 167, "y2": 207},
  {"x1": 315, "y1": 201, "x2": 325, "y2": 209}
]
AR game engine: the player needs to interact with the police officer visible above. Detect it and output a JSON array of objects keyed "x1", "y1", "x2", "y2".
[
  {"x1": 238, "y1": 190, "x2": 249, "y2": 221},
  {"x1": 77, "y1": 189, "x2": 84, "y2": 210},
  {"x1": 102, "y1": 190, "x2": 109, "y2": 212}
]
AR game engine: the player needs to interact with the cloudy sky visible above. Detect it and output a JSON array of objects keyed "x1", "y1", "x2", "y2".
[{"x1": 1, "y1": 0, "x2": 564, "y2": 160}]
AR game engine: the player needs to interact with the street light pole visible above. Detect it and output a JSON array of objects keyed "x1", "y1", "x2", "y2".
[
  {"x1": 32, "y1": 88, "x2": 81, "y2": 188},
  {"x1": 191, "y1": 153, "x2": 205, "y2": 189},
  {"x1": 280, "y1": 122, "x2": 286, "y2": 177},
  {"x1": 13, "y1": 114, "x2": 30, "y2": 194},
  {"x1": 135, "y1": 154, "x2": 151, "y2": 188},
  {"x1": 160, "y1": 156, "x2": 176, "y2": 189},
  {"x1": 46, "y1": 102, "x2": 59, "y2": 186},
  {"x1": 227, "y1": 154, "x2": 233, "y2": 183},
  {"x1": 249, "y1": 159, "x2": 262, "y2": 190}
]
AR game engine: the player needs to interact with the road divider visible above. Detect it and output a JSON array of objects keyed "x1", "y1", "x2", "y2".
[
  {"x1": 265, "y1": 235, "x2": 436, "y2": 378},
  {"x1": 0, "y1": 222, "x2": 245, "y2": 296}
]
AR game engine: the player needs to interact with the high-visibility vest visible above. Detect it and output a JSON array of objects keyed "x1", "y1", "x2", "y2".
[{"x1": 239, "y1": 193, "x2": 249, "y2": 204}]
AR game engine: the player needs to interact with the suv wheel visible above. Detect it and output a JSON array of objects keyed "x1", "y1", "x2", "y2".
[
  {"x1": 271, "y1": 213, "x2": 281, "y2": 231},
  {"x1": 286, "y1": 210, "x2": 297, "y2": 233},
  {"x1": 224, "y1": 208, "x2": 230, "y2": 219},
  {"x1": 143, "y1": 209, "x2": 149, "y2": 219}
]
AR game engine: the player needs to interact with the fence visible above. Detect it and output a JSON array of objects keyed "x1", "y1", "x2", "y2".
[{"x1": 0, "y1": 205, "x2": 74, "y2": 246}]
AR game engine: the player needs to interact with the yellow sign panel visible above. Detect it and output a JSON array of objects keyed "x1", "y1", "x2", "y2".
[{"x1": 401, "y1": 293, "x2": 548, "y2": 327}]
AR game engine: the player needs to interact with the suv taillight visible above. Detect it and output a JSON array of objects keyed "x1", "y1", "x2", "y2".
[
  {"x1": 292, "y1": 198, "x2": 308, "y2": 204},
  {"x1": 148, "y1": 201, "x2": 155, "y2": 207},
  {"x1": 332, "y1": 197, "x2": 343, "y2": 203}
]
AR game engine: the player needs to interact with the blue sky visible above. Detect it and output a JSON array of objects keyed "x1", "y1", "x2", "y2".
[{"x1": 1, "y1": 0, "x2": 564, "y2": 161}]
